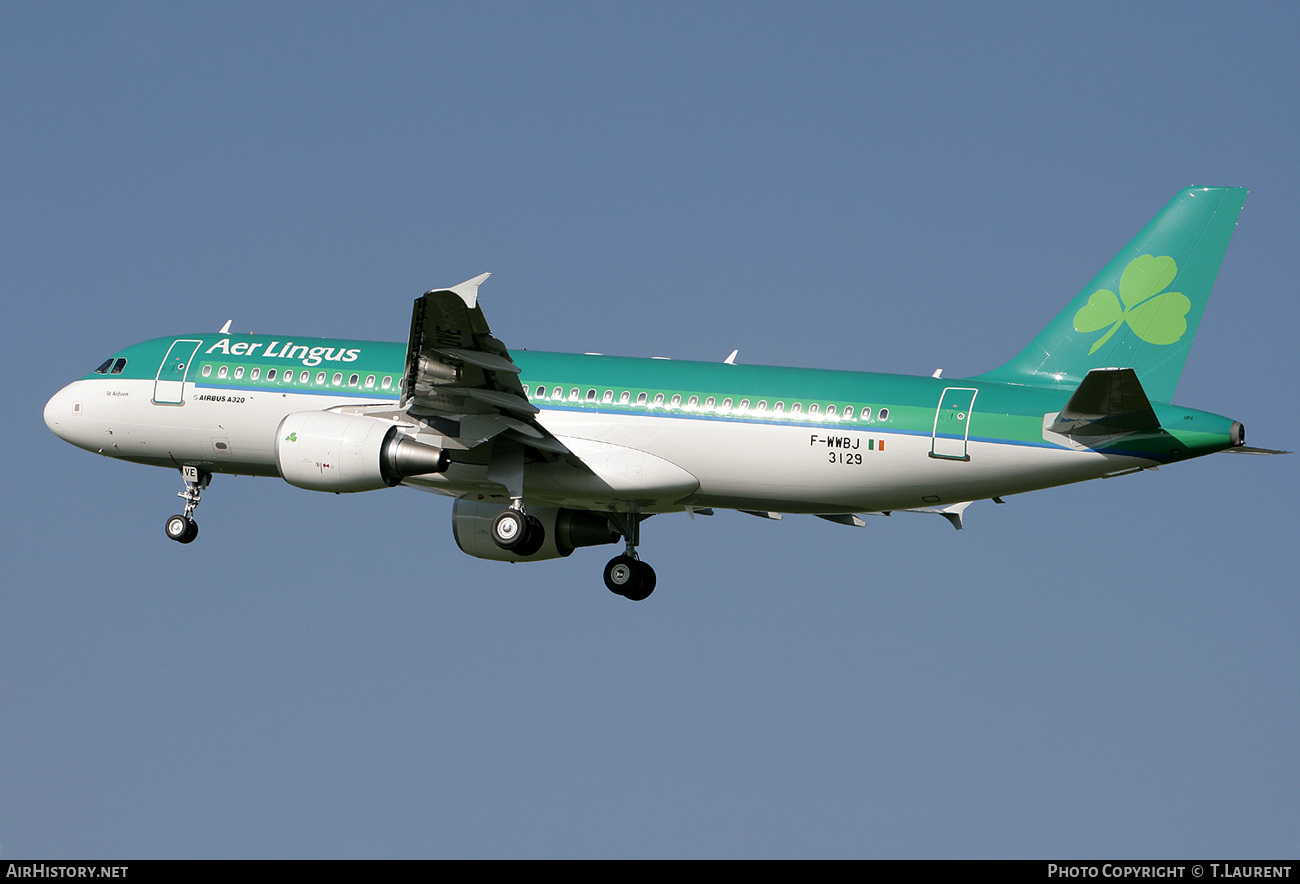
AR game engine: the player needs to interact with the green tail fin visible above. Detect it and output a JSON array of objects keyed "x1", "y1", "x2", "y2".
[{"x1": 974, "y1": 186, "x2": 1247, "y2": 403}]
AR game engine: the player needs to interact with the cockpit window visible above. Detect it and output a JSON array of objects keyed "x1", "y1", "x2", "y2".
[
  {"x1": 94, "y1": 359, "x2": 113, "y2": 374},
  {"x1": 110, "y1": 358, "x2": 126, "y2": 374}
]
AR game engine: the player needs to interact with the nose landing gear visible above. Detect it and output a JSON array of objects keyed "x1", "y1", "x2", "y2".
[{"x1": 165, "y1": 465, "x2": 209, "y2": 544}]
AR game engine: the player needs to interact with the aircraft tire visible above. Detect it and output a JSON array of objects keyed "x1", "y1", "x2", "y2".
[
  {"x1": 166, "y1": 514, "x2": 191, "y2": 543},
  {"x1": 512, "y1": 515, "x2": 546, "y2": 557},
  {"x1": 604, "y1": 555, "x2": 643, "y2": 597},
  {"x1": 623, "y1": 562, "x2": 656, "y2": 602},
  {"x1": 491, "y1": 509, "x2": 528, "y2": 550}
]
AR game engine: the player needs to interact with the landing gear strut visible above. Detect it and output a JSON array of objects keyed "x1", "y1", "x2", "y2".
[
  {"x1": 603, "y1": 512, "x2": 656, "y2": 601},
  {"x1": 165, "y1": 465, "x2": 209, "y2": 544}
]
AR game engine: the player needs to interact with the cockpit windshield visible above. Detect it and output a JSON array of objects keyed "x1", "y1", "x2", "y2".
[{"x1": 93, "y1": 357, "x2": 127, "y2": 375}]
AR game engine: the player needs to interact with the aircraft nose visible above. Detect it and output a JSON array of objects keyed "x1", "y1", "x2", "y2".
[{"x1": 44, "y1": 384, "x2": 78, "y2": 441}]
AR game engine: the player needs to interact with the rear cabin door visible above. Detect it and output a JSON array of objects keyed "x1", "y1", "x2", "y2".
[{"x1": 930, "y1": 386, "x2": 978, "y2": 461}]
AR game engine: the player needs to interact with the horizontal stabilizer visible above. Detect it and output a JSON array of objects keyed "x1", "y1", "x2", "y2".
[
  {"x1": 1225, "y1": 445, "x2": 1291, "y2": 455},
  {"x1": 1048, "y1": 367, "x2": 1159, "y2": 436}
]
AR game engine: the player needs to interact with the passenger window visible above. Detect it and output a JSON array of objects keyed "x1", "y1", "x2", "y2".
[
  {"x1": 687, "y1": 395, "x2": 699, "y2": 408},
  {"x1": 111, "y1": 358, "x2": 126, "y2": 374},
  {"x1": 202, "y1": 365, "x2": 212, "y2": 377},
  {"x1": 791, "y1": 403, "x2": 802, "y2": 415},
  {"x1": 234, "y1": 367, "x2": 245, "y2": 380},
  {"x1": 602, "y1": 390, "x2": 613, "y2": 403},
  {"x1": 315, "y1": 372, "x2": 326, "y2": 384},
  {"x1": 860, "y1": 407, "x2": 871, "y2": 421},
  {"x1": 349, "y1": 374, "x2": 359, "y2": 386},
  {"x1": 553, "y1": 386, "x2": 563, "y2": 399},
  {"x1": 878, "y1": 408, "x2": 889, "y2": 421},
  {"x1": 654, "y1": 393, "x2": 664, "y2": 406},
  {"x1": 568, "y1": 388, "x2": 578, "y2": 401},
  {"x1": 670, "y1": 395, "x2": 682, "y2": 407},
  {"x1": 586, "y1": 389, "x2": 597, "y2": 402},
  {"x1": 619, "y1": 391, "x2": 630, "y2": 404},
  {"x1": 719, "y1": 398, "x2": 730, "y2": 410},
  {"x1": 739, "y1": 399, "x2": 749, "y2": 411},
  {"x1": 332, "y1": 372, "x2": 343, "y2": 385},
  {"x1": 251, "y1": 368, "x2": 261, "y2": 380},
  {"x1": 843, "y1": 406, "x2": 853, "y2": 419},
  {"x1": 381, "y1": 376, "x2": 392, "y2": 390},
  {"x1": 826, "y1": 404, "x2": 836, "y2": 417},
  {"x1": 268, "y1": 368, "x2": 277, "y2": 381},
  {"x1": 365, "y1": 375, "x2": 375, "y2": 388},
  {"x1": 774, "y1": 402, "x2": 784, "y2": 414},
  {"x1": 808, "y1": 403, "x2": 819, "y2": 415},
  {"x1": 218, "y1": 366, "x2": 229, "y2": 379},
  {"x1": 756, "y1": 400, "x2": 766, "y2": 412}
]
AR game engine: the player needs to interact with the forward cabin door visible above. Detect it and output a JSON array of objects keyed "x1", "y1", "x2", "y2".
[
  {"x1": 153, "y1": 340, "x2": 203, "y2": 404},
  {"x1": 930, "y1": 387, "x2": 978, "y2": 461}
]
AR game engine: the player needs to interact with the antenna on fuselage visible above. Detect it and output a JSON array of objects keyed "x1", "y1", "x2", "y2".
[{"x1": 218, "y1": 320, "x2": 232, "y2": 334}]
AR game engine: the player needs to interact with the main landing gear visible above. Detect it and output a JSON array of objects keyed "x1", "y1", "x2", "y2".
[
  {"x1": 487, "y1": 503, "x2": 657, "y2": 601},
  {"x1": 165, "y1": 465, "x2": 209, "y2": 544},
  {"x1": 602, "y1": 512, "x2": 655, "y2": 602},
  {"x1": 603, "y1": 554, "x2": 656, "y2": 602}
]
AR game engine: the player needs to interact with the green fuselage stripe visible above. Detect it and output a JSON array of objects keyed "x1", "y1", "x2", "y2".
[{"x1": 93, "y1": 332, "x2": 1237, "y2": 463}]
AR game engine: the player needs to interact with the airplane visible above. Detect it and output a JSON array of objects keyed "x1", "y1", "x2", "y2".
[{"x1": 44, "y1": 186, "x2": 1284, "y2": 600}]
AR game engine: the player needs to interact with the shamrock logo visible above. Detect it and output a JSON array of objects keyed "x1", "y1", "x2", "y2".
[
  {"x1": 285, "y1": 432, "x2": 298, "y2": 442},
  {"x1": 1072, "y1": 255, "x2": 1191, "y2": 355}
]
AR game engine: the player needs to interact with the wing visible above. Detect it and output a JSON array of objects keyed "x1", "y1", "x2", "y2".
[{"x1": 397, "y1": 274, "x2": 569, "y2": 457}]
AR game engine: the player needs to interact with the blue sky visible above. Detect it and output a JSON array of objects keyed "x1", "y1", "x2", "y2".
[{"x1": 4, "y1": 2, "x2": 1298, "y2": 858}]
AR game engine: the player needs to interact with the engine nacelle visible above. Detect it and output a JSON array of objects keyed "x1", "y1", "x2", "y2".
[
  {"x1": 275, "y1": 411, "x2": 449, "y2": 493},
  {"x1": 452, "y1": 499, "x2": 621, "y2": 562}
]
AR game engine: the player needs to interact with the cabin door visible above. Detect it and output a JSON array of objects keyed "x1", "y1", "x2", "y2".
[
  {"x1": 930, "y1": 387, "x2": 978, "y2": 461},
  {"x1": 153, "y1": 340, "x2": 203, "y2": 404}
]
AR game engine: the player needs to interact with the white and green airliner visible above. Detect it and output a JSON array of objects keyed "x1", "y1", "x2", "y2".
[{"x1": 44, "y1": 186, "x2": 1282, "y2": 599}]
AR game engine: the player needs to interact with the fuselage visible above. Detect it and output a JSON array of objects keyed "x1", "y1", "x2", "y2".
[{"x1": 44, "y1": 331, "x2": 1240, "y2": 515}]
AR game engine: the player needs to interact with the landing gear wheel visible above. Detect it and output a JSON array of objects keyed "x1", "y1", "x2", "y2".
[
  {"x1": 623, "y1": 562, "x2": 656, "y2": 602},
  {"x1": 491, "y1": 509, "x2": 528, "y2": 550},
  {"x1": 513, "y1": 515, "x2": 545, "y2": 557},
  {"x1": 604, "y1": 554, "x2": 638, "y2": 595},
  {"x1": 604, "y1": 555, "x2": 655, "y2": 600},
  {"x1": 165, "y1": 514, "x2": 198, "y2": 544}
]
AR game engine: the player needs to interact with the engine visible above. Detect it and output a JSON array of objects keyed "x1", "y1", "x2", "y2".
[
  {"x1": 275, "y1": 411, "x2": 449, "y2": 493},
  {"x1": 452, "y1": 499, "x2": 621, "y2": 562}
]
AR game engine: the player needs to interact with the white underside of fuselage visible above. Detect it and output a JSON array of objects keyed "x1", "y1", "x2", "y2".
[{"x1": 45, "y1": 378, "x2": 1154, "y2": 516}]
